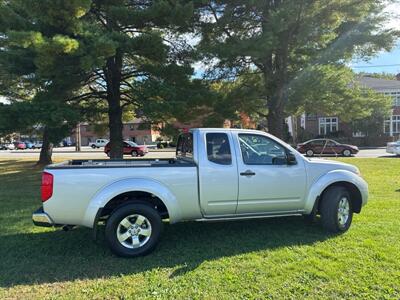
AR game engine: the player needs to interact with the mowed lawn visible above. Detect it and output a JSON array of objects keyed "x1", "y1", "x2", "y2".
[{"x1": 0, "y1": 157, "x2": 399, "y2": 299}]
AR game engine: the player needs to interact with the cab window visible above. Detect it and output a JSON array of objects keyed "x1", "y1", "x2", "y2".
[
  {"x1": 239, "y1": 134, "x2": 287, "y2": 165},
  {"x1": 206, "y1": 133, "x2": 232, "y2": 165},
  {"x1": 176, "y1": 133, "x2": 193, "y2": 158}
]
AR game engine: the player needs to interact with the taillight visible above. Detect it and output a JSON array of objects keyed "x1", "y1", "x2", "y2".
[{"x1": 41, "y1": 172, "x2": 53, "y2": 202}]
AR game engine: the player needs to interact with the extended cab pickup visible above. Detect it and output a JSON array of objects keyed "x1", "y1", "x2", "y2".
[{"x1": 33, "y1": 128, "x2": 368, "y2": 257}]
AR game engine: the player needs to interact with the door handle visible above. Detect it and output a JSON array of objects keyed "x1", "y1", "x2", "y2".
[{"x1": 240, "y1": 170, "x2": 256, "y2": 176}]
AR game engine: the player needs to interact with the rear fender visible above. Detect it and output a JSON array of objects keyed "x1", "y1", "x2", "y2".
[{"x1": 82, "y1": 178, "x2": 181, "y2": 228}]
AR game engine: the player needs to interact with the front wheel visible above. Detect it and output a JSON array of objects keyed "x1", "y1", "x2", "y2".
[
  {"x1": 320, "y1": 186, "x2": 353, "y2": 233},
  {"x1": 105, "y1": 203, "x2": 163, "y2": 257},
  {"x1": 131, "y1": 150, "x2": 138, "y2": 157}
]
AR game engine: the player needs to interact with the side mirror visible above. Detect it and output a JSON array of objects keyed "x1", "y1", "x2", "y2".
[{"x1": 287, "y1": 152, "x2": 297, "y2": 165}]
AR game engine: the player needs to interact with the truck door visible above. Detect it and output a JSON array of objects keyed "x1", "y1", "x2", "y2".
[
  {"x1": 234, "y1": 132, "x2": 307, "y2": 214},
  {"x1": 198, "y1": 131, "x2": 239, "y2": 216}
]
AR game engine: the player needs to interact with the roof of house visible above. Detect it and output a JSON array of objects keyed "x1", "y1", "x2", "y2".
[{"x1": 357, "y1": 76, "x2": 400, "y2": 91}]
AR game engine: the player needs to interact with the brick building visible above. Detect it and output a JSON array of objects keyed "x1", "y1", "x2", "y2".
[
  {"x1": 77, "y1": 119, "x2": 161, "y2": 146},
  {"x1": 299, "y1": 76, "x2": 400, "y2": 141}
]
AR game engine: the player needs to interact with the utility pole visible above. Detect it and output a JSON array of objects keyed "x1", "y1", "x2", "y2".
[{"x1": 75, "y1": 123, "x2": 81, "y2": 152}]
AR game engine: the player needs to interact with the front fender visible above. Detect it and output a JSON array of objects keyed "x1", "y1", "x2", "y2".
[
  {"x1": 304, "y1": 170, "x2": 368, "y2": 214},
  {"x1": 82, "y1": 178, "x2": 182, "y2": 228}
]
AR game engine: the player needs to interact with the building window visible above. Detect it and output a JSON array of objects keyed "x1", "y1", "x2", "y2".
[
  {"x1": 129, "y1": 124, "x2": 136, "y2": 131},
  {"x1": 319, "y1": 117, "x2": 338, "y2": 135},
  {"x1": 383, "y1": 91, "x2": 400, "y2": 106},
  {"x1": 384, "y1": 115, "x2": 400, "y2": 135},
  {"x1": 394, "y1": 94, "x2": 400, "y2": 106}
]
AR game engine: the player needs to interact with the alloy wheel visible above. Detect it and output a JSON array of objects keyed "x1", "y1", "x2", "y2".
[
  {"x1": 116, "y1": 214, "x2": 152, "y2": 249},
  {"x1": 337, "y1": 197, "x2": 350, "y2": 227}
]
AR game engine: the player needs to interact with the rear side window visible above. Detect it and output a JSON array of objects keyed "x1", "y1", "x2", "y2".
[
  {"x1": 176, "y1": 133, "x2": 193, "y2": 158},
  {"x1": 206, "y1": 133, "x2": 232, "y2": 165}
]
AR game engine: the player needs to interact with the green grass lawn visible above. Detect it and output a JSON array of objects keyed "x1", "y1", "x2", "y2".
[{"x1": 0, "y1": 158, "x2": 399, "y2": 299}]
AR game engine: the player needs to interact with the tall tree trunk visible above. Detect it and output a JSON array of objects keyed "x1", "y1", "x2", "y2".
[
  {"x1": 267, "y1": 96, "x2": 285, "y2": 139},
  {"x1": 105, "y1": 51, "x2": 124, "y2": 159},
  {"x1": 265, "y1": 44, "x2": 289, "y2": 139},
  {"x1": 37, "y1": 126, "x2": 53, "y2": 166},
  {"x1": 265, "y1": 71, "x2": 286, "y2": 139},
  {"x1": 107, "y1": 97, "x2": 123, "y2": 159}
]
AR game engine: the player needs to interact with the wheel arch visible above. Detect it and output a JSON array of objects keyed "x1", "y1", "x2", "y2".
[
  {"x1": 101, "y1": 191, "x2": 169, "y2": 219},
  {"x1": 304, "y1": 170, "x2": 367, "y2": 215},
  {"x1": 82, "y1": 178, "x2": 181, "y2": 228},
  {"x1": 319, "y1": 181, "x2": 363, "y2": 213}
]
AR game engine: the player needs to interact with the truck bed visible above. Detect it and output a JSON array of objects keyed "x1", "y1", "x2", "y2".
[{"x1": 47, "y1": 158, "x2": 195, "y2": 169}]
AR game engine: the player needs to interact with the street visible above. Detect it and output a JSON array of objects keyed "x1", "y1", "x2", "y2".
[
  {"x1": 0, "y1": 146, "x2": 176, "y2": 160},
  {"x1": 0, "y1": 146, "x2": 396, "y2": 160}
]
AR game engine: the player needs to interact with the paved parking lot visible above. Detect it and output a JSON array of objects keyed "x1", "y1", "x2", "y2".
[{"x1": 0, "y1": 146, "x2": 397, "y2": 160}]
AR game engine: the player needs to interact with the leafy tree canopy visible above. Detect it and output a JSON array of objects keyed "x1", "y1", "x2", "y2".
[{"x1": 197, "y1": 0, "x2": 400, "y2": 138}]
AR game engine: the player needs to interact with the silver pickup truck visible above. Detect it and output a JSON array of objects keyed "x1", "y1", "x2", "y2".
[{"x1": 33, "y1": 128, "x2": 368, "y2": 257}]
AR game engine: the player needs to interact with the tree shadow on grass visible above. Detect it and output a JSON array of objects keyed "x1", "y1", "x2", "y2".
[{"x1": 0, "y1": 217, "x2": 333, "y2": 288}]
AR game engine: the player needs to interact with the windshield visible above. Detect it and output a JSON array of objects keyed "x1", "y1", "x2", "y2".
[{"x1": 126, "y1": 141, "x2": 138, "y2": 147}]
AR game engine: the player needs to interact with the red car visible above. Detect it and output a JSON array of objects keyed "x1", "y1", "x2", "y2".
[
  {"x1": 14, "y1": 141, "x2": 27, "y2": 150},
  {"x1": 297, "y1": 139, "x2": 359, "y2": 157},
  {"x1": 104, "y1": 141, "x2": 148, "y2": 157}
]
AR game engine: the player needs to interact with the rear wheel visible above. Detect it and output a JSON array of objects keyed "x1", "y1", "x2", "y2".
[
  {"x1": 320, "y1": 186, "x2": 353, "y2": 233},
  {"x1": 105, "y1": 203, "x2": 162, "y2": 257},
  {"x1": 91, "y1": 144, "x2": 96, "y2": 149},
  {"x1": 306, "y1": 149, "x2": 314, "y2": 157},
  {"x1": 342, "y1": 149, "x2": 352, "y2": 157}
]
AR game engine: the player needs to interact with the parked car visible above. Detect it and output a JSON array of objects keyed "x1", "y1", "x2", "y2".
[
  {"x1": 89, "y1": 139, "x2": 109, "y2": 149},
  {"x1": 104, "y1": 141, "x2": 148, "y2": 157},
  {"x1": 297, "y1": 139, "x2": 359, "y2": 157},
  {"x1": 0, "y1": 144, "x2": 7, "y2": 150},
  {"x1": 3, "y1": 143, "x2": 15, "y2": 150},
  {"x1": 24, "y1": 141, "x2": 34, "y2": 149},
  {"x1": 56, "y1": 140, "x2": 73, "y2": 147},
  {"x1": 14, "y1": 142, "x2": 27, "y2": 150},
  {"x1": 63, "y1": 140, "x2": 75, "y2": 147},
  {"x1": 32, "y1": 141, "x2": 43, "y2": 149},
  {"x1": 386, "y1": 140, "x2": 400, "y2": 156},
  {"x1": 33, "y1": 128, "x2": 368, "y2": 257}
]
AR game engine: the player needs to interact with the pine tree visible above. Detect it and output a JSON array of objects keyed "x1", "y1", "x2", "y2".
[{"x1": 0, "y1": 0, "x2": 196, "y2": 159}]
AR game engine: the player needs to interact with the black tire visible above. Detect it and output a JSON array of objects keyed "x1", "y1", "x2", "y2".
[
  {"x1": 131, "y1": 150, "x2": 138, "y2": 157},
  {"x1": 91, "y1": 144, "x2": 96, "y2": 149},
  {"x1": 105, "y1": 203, "x2": 163, "y2": 257},
  {"x1": 342, "y1": 149, "x2": 352, "y2": 157},
  {"x1": 306, "y1": 149, "x2": 314, "y2": 157},
  {"x1": 106, "y1": 151, "x2": 110, "y2": 157},
  {"x1": 320, "y1": 186, "x2": 353, "y2": 233}
]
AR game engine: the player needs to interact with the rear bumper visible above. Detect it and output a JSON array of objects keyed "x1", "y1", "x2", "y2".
[
  {"x1": 32, "y1": 207, "x2": 54, "y2": 227},
  {"x1": 387, "y1": 147, "x2": 400, "y2": 155}
]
